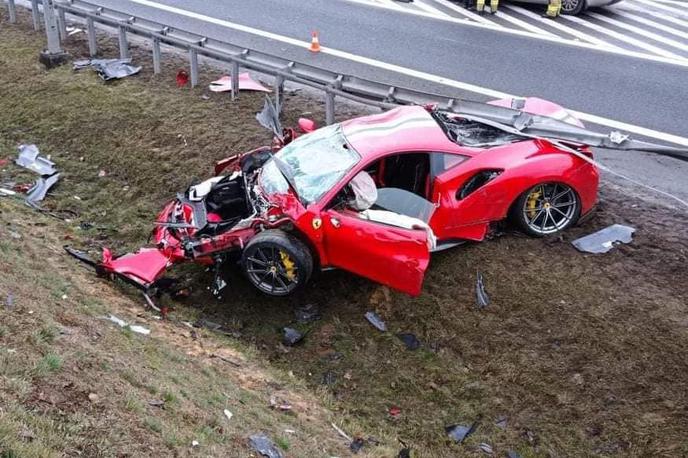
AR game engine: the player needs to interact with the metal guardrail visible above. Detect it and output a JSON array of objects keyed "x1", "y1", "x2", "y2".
[{"x1": 7, "y1": 0, "x2": 506, "y2": 125}]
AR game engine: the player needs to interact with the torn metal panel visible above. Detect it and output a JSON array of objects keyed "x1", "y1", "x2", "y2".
[
  {"x1": 74, "y1": 58, "x2": 141, "y2": 81},
  {"x1": 25, "y1": 173, "x2": 60, "y2": 207},
  {"x1": 445, "y1": 422, "x2": 477, "y2": 443},
  {"x1": 256, "y1": 96, "x2": 282, "y2": 139},
  {"x1": 15, "y1": 144, "x2": 57, "y2": 176},
  {"x1": 476, "y1": 272, "x2": 490, "y2": 309},
  {"x1": 248, "y1": 434, "x2": 283, "y2": 458},
  {"x1": 365, "y1": 311, "x2": 387, "y2": 332},
  {"x1": 209, "y1": 73, "x2": 271, "y2": 93},
  {"x1": 572, "y1": 224, "x2": 635, "y2": 254}
]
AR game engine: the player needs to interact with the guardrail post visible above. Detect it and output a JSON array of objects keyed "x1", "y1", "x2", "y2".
[
  {"x1": 231, "y1": 60, "x2": 240, "y2": 100},
  {"x1": 118, "y1": 25, "x2": 129, "y2": 59},
  {"x1": 86, "y1": 17, "x2": 97, "y2": 56},
  {"x1": 57, "y1": 7, "x2": 67, "y2": 41},
  {"x1": 7, "y1": 0, "x2": 17, "y2": 23},
  {"x1": 325, "y1": 91, "x2": 335, "y2": 125},
  {"x1": 30, "y1": 0, "x2": 40, "y2": 30},
  {"x1": 152, "y1": 38, "x2": 161, "y2": 74},
  {"x1": 39, "y1": 0, "x2": 68, "y2": 68},
  {"x1": 274, "y1": 75, "x2": 285, "y2": 111},
  {"x1": 189, "y1": 48, "x2": 199, "y2": 87}
]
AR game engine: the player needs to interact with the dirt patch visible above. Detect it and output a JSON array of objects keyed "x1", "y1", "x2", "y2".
[{"x1": 2, "y1": 9, "x2": 688, "y2": 458}]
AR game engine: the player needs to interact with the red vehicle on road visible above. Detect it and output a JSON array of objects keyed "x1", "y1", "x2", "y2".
[{"x1": 68, "y1": 96, "x2": 678, "y2": 297}]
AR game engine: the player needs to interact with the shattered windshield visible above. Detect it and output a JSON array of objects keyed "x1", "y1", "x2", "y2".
[
  {"x1": 432, "y1": 111, "x2": 523, "y2": 147},
  {"x1": 258, "y1": 124, "x2": 360, "y2": 204}
]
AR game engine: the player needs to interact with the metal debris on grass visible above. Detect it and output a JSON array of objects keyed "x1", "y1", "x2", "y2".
[
  {"x1": 396, "y1": 332, "x2": 420, "y2": 350},
  {"x1": 73, "y1": 58, "x2": 142, "y2": 81},
  {"x1": 223, "y1": 409, "x2": 233, "y2": 421},
  {"x1": 445, "y1": 422, "x2": 477, "y2": 443},
  {"x1": 476, "y1": 272, "x2": 490, "y2": 309},
  {"x1": 571, "y1": 224, "x2": 635, "y2": 254},
  {"x1": 495, "y1": 415, "x2": 508, "y2": 429},
  {"x1": 15, "y1": 144, "x2": 56, "y2": 176},
  {"x1": 104, "y1": 314, "x2": 150, "y2": 335},
  {"x1": 282, "y1": 327, "x2": 304, "y2": 346},
  {"x1": 248, "y1": 434, "x2": 283, "y2": 458},
  {"x1": 26, "y1": 173, "x2": 60, "y2": 207},
  {"x1": 148, "y1": 399, "x2": 165, "y2": 407},
  {"x1": 365, "y1": 311, "x2": 387, "y2": 332},
  {"x1": 350, "y1": 437, "x2": 365, "y2": 454},
  {"x1": 295, "y1": 303, "x2": 321, "y2": 323},
  {"x1": 507, "y1": 451, "x2": 522, "y2": 458},
  {"x1": 5, "y1": 293, "x2": 14, "y2": 310},
  {"x1": 209, "y1": 73, "x2": 271, "y2": 93},
  {"x1": 479, "y1": 443, "x2": 494, "y2": 455},
  {"x1": 0, "y1": 188, "x2": 16, "y2": 196}
]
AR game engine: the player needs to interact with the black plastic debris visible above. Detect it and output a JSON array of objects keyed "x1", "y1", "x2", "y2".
[
  {"x1": 248, "y1": 434, "x2": 283, "y2": 458},
  {"x1": 73, "y1": 58, "x2": 142, "y2": 81},
  {"x1": 26, "y1": 173, "x2": 60, "y2": 207},
  {"x1": 365, "y1": 311, "x2": 387, "y2": 332},
  {"x1": 295, "y1": 303, "x2": 321, "y2": 323},
  {"x1": 571, "y1": 224, "x2": 635, "y2": 254},
  {"x1": 445, "y1": 422, "x2": 477, "y2": 443},
  {"x1": 282, "y1": 327, "x2": 303, "y2": 346},
  {"x1": 396, "y1": 333, "x2": 420, "y2": 350},
  {"x1": 15, "y1": 144, "x2": 56, "y2": 176},
  {"x1": 350, "y1": 437, "x2": 365, "y2": 454},
  {"x1": 476, "y1": 272, "x2": 490, "y2": 309},
  {"x1": 398, "y1": 447, "x2": 411, "y2": 458}
]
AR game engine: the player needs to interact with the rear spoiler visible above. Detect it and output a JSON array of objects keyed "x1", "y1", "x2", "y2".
[{"x1": 435, "y1": 100, "x2": 688, "y2": 161}]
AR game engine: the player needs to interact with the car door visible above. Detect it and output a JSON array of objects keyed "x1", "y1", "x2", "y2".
[{"x1": 320, "y1": 208, "x2": 430, "y2": 296}]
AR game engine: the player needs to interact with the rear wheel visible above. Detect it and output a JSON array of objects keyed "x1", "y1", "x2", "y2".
[
  {"x1": 510, "y1": 183, "x2": 581, "y2": 237},
  {"x1": 561, "y1": 0, "x2": 586, "y2": 15},
  {"x1": 241, "y1": 230, "x2": 313, "y2": 296}
]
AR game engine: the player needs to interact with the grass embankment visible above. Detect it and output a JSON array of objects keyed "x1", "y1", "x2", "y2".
[{"x1": 2, "y1": 10, "x2": 688, "y2": 457}]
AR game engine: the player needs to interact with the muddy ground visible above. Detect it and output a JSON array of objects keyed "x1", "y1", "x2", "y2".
[{"x1": 1, "y1": 10, "x2": 687, "y2": 457}]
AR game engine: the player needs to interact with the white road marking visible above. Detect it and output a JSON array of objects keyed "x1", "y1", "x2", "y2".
[
  {"x1": 492, "y1": 10, "x2": 558, "y2": 37},
  {"x1": 611, "y1": 9, "x2": 688, "y2": 40},
  {"x1": 653, "y1": 0, "x2": 688, "y2": 6},
  {"x1": 429, "y1": 0, "x2": 502, "y2": 26},
  {"x1": 124, "y1": 0, "x2": 688, "y2": 147},
  {"x1": 369, "y1": 0, "x2": 407, "y2": 12},
  {"x1": 619, "y1": 3, "x2": 688, "y2": 31},
  {"x1": 412, "y1": 0, "x2": 453, "y2": 17},
  {"x1": 587, "y1": 12, "x2": 688, "y2": 53},
  {"x1": 561, "y1": 14, "x2": 688, "y2": 61},
  {"x1": 504, "y1": 4, "x2": 620, "y2": 49},
  {"x1": 630, "y1": 0, "x2": 688, "y2": 18}
]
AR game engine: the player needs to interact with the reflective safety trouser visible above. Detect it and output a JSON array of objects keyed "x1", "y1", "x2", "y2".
[
  {"x1": 546, "y1": 0, "x2": 562, "y2": 17},
  {"x1": 476, "y1": 0, "x2": 499, "y2": 13}
]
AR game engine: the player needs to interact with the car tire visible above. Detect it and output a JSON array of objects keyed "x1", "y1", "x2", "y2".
[
  {"x1": 241, "y1": 230, "x2": 314, "y2": 296},
  {"x1": 561, "y1": 0, "x2": 586, "y2": 15},
  {"x1": 509, "y1": 183, "x2": 581, "y2": 237}
]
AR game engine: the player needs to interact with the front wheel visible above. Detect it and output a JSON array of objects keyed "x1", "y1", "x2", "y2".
[
  {"x1": 241, "y1": 230, "x2": 313, "y2": 296},
  {"x1": 509, "y1": 183, "x2": 581, "y2": 237},
  {"x1": 561, "y1": 0, "x2": 586, "y2": 15}
]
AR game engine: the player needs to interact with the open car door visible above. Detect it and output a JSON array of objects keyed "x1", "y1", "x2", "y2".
[{"x1": 320, "y1": 207, "x2": 431, "y2": 296}]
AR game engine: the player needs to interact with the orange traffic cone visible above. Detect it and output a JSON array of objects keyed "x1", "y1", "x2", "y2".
[{"x1": 309, "y1": 31, "x2": 321, "y2": 53}]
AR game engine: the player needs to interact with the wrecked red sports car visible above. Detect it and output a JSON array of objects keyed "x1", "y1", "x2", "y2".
[{"x1": 67, "y1": 97, "x2": 607, "y2": 297}]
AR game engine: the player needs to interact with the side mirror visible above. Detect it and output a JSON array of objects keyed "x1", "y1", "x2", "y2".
[{"x1": 298, "y1": 118, "x2": 317, "y2": 133}]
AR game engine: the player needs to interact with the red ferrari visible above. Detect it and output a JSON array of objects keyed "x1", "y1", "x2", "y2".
[{"x1": 66, "y1": 96, "x2": 682, "y2": 297}]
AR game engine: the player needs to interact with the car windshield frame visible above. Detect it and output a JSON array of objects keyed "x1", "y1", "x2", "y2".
[{"x1": 258, "y1": 124, "x2": 361, "y2": 205}]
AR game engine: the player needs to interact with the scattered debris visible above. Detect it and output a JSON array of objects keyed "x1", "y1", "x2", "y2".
[
  {"x1": 104, "y1": 314, "x2": 151, "y2": 335},
  {"x1": 396, "y1": 333, "x2": 421, "y2": 350},
  {"x1": 365, "y1": 311, "x2": 387, "y2": 332},
  {"x1": 66, "y1": 26, "x2": 84, "y2": 36},
  {"x1": 0, "y1": 188, "x2": 17, "y2": 196},
  {"x1": 295, "y1": 303, "x2": 321, "y2": 323},
  {"x1": 495, "y1": 415, "x2": 508, "y2": 429},
  {"x1": 350, "y1": 437, "x2": 365, "y2": 454},
  {"x1": 5, "y1": 293, "x2": 14, "y2": 310},
  {"x1": 476, "y1": 271, "x2": 490, "y2": 309},
  {"x1": 88, "y1": 393, "x2": 99, "y2": 403},
  {"x1": 269, "y1": 395, "x2": 292, "y2": 411},
  {"x1": 18, "y1": 427, "x2": 35, "y2": 442},
  {"x1": 479, "y1": 443, "x2": 494, "y2": 455},
  {"x1": 572, "y1": 224, "x2": 636, "y2": 254},
  {"x1": 445, "y1": 422, "x2": 477, "y2": 443},
  {"x1": 506, "y1": 451, "x2": 522, "y2": 458},
  {"x1": 176, "y1": 69, "x2": 189, "y2": 87},
  {"x1": 248, "y1": 434, "x2": 283, "y2": 458},
  {"x1": 73, "y1": 58, "x2": 142, "y2": 81},
  {"x1": 209, "y1": 73, "x2": 271, "y2": 93},
  {"x1": 282, "y1": 327, "x2": 304, "y2": 346},
  {"x1": 193, "y1": 318, "x2": 239, "y2": 337},
  {"x1": 398, "y1": 447, "x2": 411, "y2": 458},
  {"x1": 210, "y1": 353, "x2": 242, "y2": 367},
  {"x1": 148, "y1": 399, "x2": 165, "y2": 408},
  {"x1": 331, "y1": 422, "x2": 353, "y2": 442},
  {"x1": 191, "y1": 440, "x2": 199, "y2": 447},
  {"x1": 97, "y1": 169, "x2": 107, "y2": 177},
  {"x1": 15, "y1": 144, "x2": 56, "y2": 176},
  {"x1": 322, "y1": 370, "x2": 337, "y2": 386},
  {"x1": 25, "y1": 173, "x2": 60, "y2": 207},
  {"x1": 388, "y1": 406, "x2": 402, "y2": 418},
  {"x1": 223, "y1": 409, "x2": 233, "y2": 421}
]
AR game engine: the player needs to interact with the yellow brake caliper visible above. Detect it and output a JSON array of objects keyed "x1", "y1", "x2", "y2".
[
  {"x1": 527, "y1": 189, "x2": 542, "y2": 219},
  {"x1": 280, "y1": 250, "x2": 296, "y2": 281}
]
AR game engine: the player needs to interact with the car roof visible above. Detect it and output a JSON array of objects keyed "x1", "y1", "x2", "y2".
[{"x1": 340, "y1": 105, "x2": 469, "y2": 160}]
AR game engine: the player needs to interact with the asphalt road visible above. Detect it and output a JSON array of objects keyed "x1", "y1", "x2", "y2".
[{"x1": 87, "y1": 0, "x2": 688, "y2": 203}]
